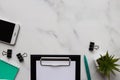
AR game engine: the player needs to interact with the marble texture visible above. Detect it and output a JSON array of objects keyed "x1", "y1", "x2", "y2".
[{"x1": 0, "y1": 0, "x2": 120, "y2": 80}]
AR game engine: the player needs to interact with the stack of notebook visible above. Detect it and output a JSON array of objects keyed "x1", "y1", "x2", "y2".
[{"x1": 0, "y1": 58, "x2": 19, "y2": 80}]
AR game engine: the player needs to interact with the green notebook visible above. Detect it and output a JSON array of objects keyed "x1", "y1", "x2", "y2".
[{"x1": 0, "y1": 59, "x2": 19, "y2": 80}]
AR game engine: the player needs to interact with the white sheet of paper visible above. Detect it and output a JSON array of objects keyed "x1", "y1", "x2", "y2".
[{"x1": 36, "y1": 60, "x2": 75, "y2": 80}]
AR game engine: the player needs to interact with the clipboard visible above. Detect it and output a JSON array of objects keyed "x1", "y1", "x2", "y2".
[{"x1": 31, "y1": 55, "x2": 81, "y2": 80}]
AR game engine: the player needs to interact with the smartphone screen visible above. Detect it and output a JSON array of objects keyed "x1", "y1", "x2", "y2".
[{"x1": 0, "y1": 20, "x2": 15, "y2": 43}]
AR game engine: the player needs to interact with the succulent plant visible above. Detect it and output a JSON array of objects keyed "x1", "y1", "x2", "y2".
[{"x1": 97, "y1": 51, "x2": 120, "y2": 80}]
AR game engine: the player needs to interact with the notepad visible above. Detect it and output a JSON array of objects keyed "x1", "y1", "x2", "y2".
[
  {"x1": 0, "y1": 59, "x2": 19, "y2": 80},
  {"x1": 37, "y1": 60, "x2": 75, "y2": 80}
]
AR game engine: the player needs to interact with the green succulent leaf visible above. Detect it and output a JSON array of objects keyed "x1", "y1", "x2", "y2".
[{"x1": 111, "y1": 70, "x2": 115, "y2": 75}]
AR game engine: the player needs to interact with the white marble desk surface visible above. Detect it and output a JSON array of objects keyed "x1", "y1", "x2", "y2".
[{"x1": 0, "y1": 0, "x2": 120, "y2": 80}]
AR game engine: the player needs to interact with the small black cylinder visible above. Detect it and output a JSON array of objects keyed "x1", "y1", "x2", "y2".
[
  {"x1": 17, "y1": 53, "x2": 24, "y2": 62},
  {"x1": 7, "y1": 49, "x2": 12, "y2": 58}
]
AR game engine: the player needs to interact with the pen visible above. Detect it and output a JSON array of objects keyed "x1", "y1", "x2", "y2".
[{"x1": 84, "y1": 55, "x2": 91, "y2": 80}]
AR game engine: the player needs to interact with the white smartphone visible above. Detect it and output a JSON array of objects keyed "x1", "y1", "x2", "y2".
[{"x1": 0, "y1": 19, "x2": 20, "y2": 46}]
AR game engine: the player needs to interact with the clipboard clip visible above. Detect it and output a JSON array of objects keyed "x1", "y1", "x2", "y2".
[{"x1": 40, "y1": 57, "x2": 71, "y2": 67}]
